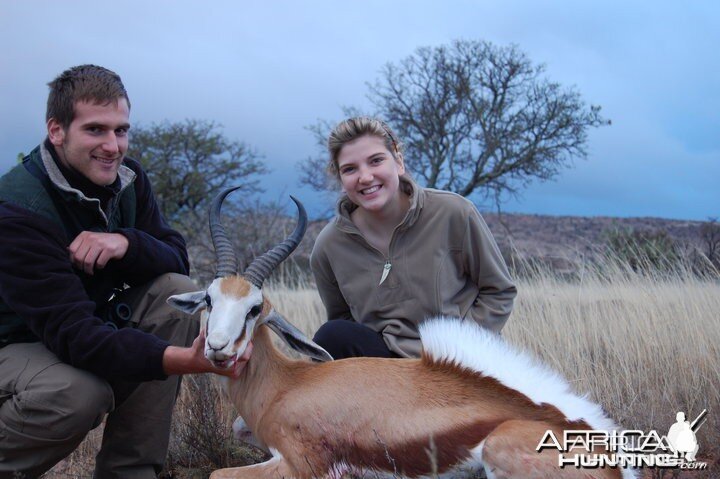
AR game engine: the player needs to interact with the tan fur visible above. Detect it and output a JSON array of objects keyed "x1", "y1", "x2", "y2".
[
  {"x1": 482, "y1": 420, "x2": 620, "y2": 479},
  {"x1": 260, "y1": 297, "x2": 272, "y2": 317},
  {"x1": 220, "y1": 276, "x2": 252, "y2": 297},
  {"x1": 219, "y1": 320, "x2": 624, "y2": 479}
]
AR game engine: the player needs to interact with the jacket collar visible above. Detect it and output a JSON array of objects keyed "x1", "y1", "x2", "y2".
[
  {"x1": 38, "y1": 140, "x2": 136, "y2": 225},
  {"x1": 334, "y1": 175, "x2": 425, "y2": 234},
  {"x1": 39, "y1": 140, "x2": 136, "y2": 201}
]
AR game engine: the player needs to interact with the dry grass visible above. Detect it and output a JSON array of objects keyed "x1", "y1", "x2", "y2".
[
  {"x1": 44, "y1": 262, "x2": 720, "y2": 478},
  {"x1": 506, "y1": 270, "x2": 720, "y2": 465}
]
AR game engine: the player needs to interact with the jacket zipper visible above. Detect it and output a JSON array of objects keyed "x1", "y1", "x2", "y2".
[
  {"x1": 380, "y1": 219, "x2": 407, "y2": 285},
  {"x1": 343, "y1": 214, "x2": 406, "y2": 287},
  {"x1": 379, "y1": 261, "x2": 392, "y2": 285}
]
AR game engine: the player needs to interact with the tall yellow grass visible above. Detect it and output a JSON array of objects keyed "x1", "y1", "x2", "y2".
[
  {"x1": 44, "y1": 263, "x2": 720, "y2": 477},
  {"x1": 507, "y1": 272, "x2": 719, "y2": 460},
  {"x1": 266, "y1": 269, "x2": 720, "y2": 460}
]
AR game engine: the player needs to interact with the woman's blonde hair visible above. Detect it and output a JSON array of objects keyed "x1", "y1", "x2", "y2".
[{"x1": 327, "y1": 117, "x2": 403, "y2": 177}]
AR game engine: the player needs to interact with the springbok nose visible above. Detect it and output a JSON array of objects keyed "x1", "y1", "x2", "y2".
[{"x1": 207, "y1": 333, "x2": 230, "y2": 351}]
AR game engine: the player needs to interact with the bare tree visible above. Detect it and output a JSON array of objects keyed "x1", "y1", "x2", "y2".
[
  {"x1": 298, "y1": 106, "x2": 363, "y2": 193},
  {"x1": 300, "y1": 40, "x2": 609, "y2": 205},
  {"x1": 700, "y1": 217, "x2": 720, "y2": 266}
]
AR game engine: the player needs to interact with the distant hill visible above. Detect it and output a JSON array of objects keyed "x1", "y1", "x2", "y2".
[
  {"x1": 481, "y1": 213, "x2": 707, "y2": 259},
  {"x1": 300, "y1": 213, "x2": 709, "y2": 264}
]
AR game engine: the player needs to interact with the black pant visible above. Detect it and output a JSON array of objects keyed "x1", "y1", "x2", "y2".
[{"x1": 313, "y1": 320, "x2": 400, "y2": 359}]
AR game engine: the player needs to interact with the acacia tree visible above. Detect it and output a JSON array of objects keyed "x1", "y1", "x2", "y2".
[
  {"x1": 128, "y1": 119, "x2": 266, "y2": 226},
  {"x1": 128, "y1": 120, "x2": 270, "y2": 279},
  {"x1": 700, "y1": 217, "x2": 720, "y2": 267},
  {"x1": 301, "y1": 40, "x2": 609, "y2": 203}
]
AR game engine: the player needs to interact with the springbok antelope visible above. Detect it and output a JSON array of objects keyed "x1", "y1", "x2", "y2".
[{"x1": 168, "y1": 187, "x2": 636, "y2": 479}]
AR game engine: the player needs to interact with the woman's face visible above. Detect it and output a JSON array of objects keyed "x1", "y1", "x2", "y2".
[{"x1": 336, "y1": 134, "x2": 405, "y2": 214}]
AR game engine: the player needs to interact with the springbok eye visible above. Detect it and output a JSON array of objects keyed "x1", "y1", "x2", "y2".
[
  {"x1": 204, "y1": 294, "x2": 212, "y2": 308},
  {"x1": 248, "y1": 304, "x2": 262, "y2": 318}
]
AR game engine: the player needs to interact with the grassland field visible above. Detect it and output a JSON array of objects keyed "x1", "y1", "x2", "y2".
[{"x1": 45, "y1": 260, "x2": 720, "y2": 478}]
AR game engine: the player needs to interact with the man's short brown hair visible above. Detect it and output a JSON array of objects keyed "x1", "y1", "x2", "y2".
[{"x1": 46, "y1": 65, "x2": 131, "y2": 129}]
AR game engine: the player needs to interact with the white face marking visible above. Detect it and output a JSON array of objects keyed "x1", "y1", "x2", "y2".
[{"x1": 204, "y1": 278, "x2": 263, "y2": 368}]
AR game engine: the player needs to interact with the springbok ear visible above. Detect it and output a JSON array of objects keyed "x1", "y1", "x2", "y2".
[
  {"x1": 167, "y1": 291, "x2": 207, "y2": 315},
  {"x1": 261, "y1": 311, "x2": 333, "y2": 362}
]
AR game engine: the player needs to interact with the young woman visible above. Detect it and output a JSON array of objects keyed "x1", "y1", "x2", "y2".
[{"x1": 310, "y1": 117, "x2": 517, "y2": 359}]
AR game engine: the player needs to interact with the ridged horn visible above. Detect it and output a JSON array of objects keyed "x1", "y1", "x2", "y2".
[
  {"x1": 243, "y1": 196, "x2": 307, "y2": 288},
  {"x1": 210, "y1": 186, "x2": 242, "y2": 278}
]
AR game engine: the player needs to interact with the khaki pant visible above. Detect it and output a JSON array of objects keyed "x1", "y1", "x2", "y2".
[{"x1": 0, "y1": 273, "x2": 200, "y2": 479}]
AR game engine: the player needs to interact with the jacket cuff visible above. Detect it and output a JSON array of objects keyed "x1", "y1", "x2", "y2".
[
  {"x1": 115, "y1": 228, "x2": 140, "y2": 267},
  {"x1": 148, "y1": 340, "x2": 171, "y2": 380}
]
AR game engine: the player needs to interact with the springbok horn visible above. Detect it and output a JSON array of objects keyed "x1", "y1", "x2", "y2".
[
  {"x1": 243, "y1": 196, "x2": 307, "y2": 288},
  {"x1": 209, "y1": 186, "x2": 242, "y2": 278}
]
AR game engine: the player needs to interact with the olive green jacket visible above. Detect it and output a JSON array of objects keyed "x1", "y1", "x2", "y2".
[{"x1": 310, "y1": 179, "x2": 517, "y2": 358}]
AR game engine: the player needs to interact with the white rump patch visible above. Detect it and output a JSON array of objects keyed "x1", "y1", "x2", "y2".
[{"x1": 419, "y1": 318, "x2": 617, "y2": 431}]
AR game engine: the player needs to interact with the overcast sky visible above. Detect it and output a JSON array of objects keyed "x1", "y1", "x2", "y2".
[{"x1": 1, "y1": 1, "x2": 718, "y2": 221}]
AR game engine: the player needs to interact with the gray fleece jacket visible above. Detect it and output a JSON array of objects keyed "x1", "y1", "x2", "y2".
[{"x1": 310, "y1": 178, "x2": 517, "y2": 358}]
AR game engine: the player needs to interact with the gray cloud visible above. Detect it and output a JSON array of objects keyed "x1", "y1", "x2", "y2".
[{"x1": 1, "y1": 0, "x2": 717, "y2": 220}]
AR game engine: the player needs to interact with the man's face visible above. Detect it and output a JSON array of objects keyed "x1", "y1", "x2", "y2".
[{"x1": 48, "y1": 99, "x2": 130, "y2": 186}]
